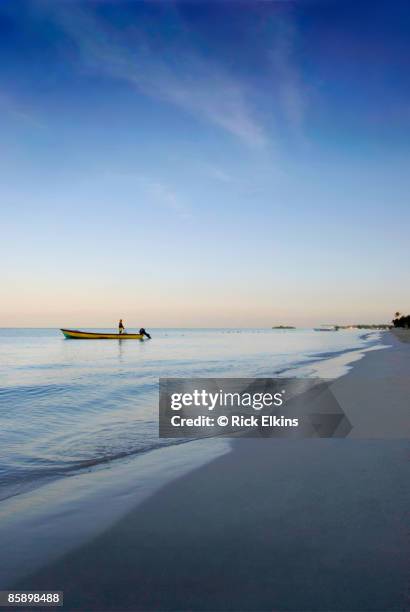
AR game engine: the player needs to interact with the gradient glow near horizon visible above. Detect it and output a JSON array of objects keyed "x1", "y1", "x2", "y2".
[{"x1": 1, "y1": 0, "x2": 410, "y2": 327}]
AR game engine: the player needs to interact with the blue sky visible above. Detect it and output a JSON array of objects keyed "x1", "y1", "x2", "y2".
[{"x1": 1, "y1": 0, "x2": 410, "y2": 326}]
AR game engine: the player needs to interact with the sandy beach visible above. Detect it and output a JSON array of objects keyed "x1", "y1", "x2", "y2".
[
  {"x1": 13, "y1": 332, "x2": 410, "y2": 611},
  {"x1": 391, "y1": 328, "x2": 410, "y2": 343}
]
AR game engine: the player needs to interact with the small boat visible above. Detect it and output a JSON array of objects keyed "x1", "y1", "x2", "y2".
[
  {"x1": 314, "y1": 325, "x2": 339, "y2": 332},
  {"x1": 61, "y1": 329, "x2": 144, "y2": 340}
]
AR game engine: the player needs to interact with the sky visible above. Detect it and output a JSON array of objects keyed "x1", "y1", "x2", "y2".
[{"x1": 1, "y1": 0, "x2": 410, "y2": 327}]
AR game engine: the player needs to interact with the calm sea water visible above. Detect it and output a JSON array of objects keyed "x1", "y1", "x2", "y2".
[{"x1": 0, "y1": 328, "x2": 380, "y2": 502}]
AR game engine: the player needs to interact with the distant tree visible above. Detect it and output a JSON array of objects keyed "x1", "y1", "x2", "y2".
[{"x1": 392, "y1": 313, "x2": 410, "y2": 328}]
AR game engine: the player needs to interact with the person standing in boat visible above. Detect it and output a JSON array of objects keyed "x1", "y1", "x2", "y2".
[{"x1": 118, "y1": 319, "x2": 125, "y2": 335}]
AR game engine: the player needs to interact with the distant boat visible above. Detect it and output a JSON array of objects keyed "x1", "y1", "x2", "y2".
[
  {"x1": 314, "y1": 325, "x2": 339, "y2": 332},
  {"x1": 61, "y1": 329, "x2": 144, "y2": 340},
  {"x1": 272, "y1": 325, "x2": 296, "y2": 329}
]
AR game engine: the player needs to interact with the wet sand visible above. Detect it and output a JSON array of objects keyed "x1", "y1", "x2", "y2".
[
  {"x1": 14, "y1": 333, "x2": 410, "y2": 611},
  {"x1": 391, "y1": 328, "x2": 410, "y2": 343}
]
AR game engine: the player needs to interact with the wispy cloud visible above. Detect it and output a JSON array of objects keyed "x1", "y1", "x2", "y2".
[
  {"x1": 102, "y1": 169, "x2": 193, "y2": 220},
  {"x1": 201, "y1": 163, "x2": 233, "y2": 183},
  {"x1": 40, "y1": 1, "x2": 266, "y2": 147},
  {"x1": 0, "y1": 92, "x2": 45, "y2": 128},
  {"x1": 269, "y1": 16, "x2": 307, "y2": 138},
  {"x1": 141, "y1": 178, "x2": 193, "y2": 220}
]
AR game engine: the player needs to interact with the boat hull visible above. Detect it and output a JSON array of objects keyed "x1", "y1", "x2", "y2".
[{"x1": 61, "y1": 329, "x2": 144, "y2": 340}]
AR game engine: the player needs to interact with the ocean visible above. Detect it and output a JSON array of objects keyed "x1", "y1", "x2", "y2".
[{"x1": 0, "y1": 327, "x2": 381, "y2": 503}]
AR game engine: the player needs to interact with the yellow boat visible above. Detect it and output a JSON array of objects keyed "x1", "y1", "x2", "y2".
[{"x1": 61, "y1": 329, "x2": 144, "y2": 340}]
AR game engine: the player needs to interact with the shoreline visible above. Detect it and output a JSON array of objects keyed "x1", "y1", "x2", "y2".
[
  {"x1": 0, "y1": 330, "x2": 377, "y2": 506},
  {"x1": 11, "y1": 331, "x2": 410, "y2": 610}
]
